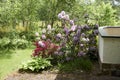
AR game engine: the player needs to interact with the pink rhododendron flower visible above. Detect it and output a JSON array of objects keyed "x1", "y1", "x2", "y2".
[
  {"x1": 38, "y1": 41, "x2": 45, "y2": 48},
  {"x1": 41, "y1": 34, "x2": 46, "y2": 40}
]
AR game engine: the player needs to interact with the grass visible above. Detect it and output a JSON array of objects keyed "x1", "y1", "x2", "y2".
[
  {"x1": 0, "y1": 49, "x2": 32, "y2": 80},
  {"x1": 57, "y1": 57, "x2": 93, "y2": 72}
]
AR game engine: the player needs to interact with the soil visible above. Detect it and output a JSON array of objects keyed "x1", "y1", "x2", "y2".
[{"x1": 4, "y1": 62, "x2": 120, "y2": 80}]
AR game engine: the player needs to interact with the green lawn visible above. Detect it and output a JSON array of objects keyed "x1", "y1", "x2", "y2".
[{"x1": 0, "y1": 49, "x2": 32, "y2": 80}]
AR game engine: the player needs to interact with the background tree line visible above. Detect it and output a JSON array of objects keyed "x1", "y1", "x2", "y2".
[{"x1": 0, "y1": 0, "x2": 120, "y2": 32}]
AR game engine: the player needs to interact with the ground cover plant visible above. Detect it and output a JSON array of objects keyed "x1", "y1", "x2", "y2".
[{"x1": 21, "y1": 11, "x2": 99, "y2": 72}]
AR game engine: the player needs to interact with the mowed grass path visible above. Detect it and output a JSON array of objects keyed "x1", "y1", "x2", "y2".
[{"x1": 0, "y1": 49, "x2": 33, "y2": 80}]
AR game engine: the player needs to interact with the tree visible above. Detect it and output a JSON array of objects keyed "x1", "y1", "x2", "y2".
[
  {"x1": 38, "y1": 0, "x2": 76, "y2": 26},
  {"x1": 70, "y1": 0, "x2": 118, "y2": 26}
]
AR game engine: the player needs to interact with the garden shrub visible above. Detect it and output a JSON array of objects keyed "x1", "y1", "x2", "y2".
[
  {"x1": 39, "y1": 11, "x2": 99, "y2": 62},
  {"x1": 21, "y1": 11, "x2": 98, "y2": 72},
  {"x1": 19, "y1": 31, "x2": 36, "y2": 42},
  {"x1": 0, "y1": 37, "x2": 10, "y2": 50},
  {"x1": 0, "y1": 37, "x2": 29, "y2": 50},
  {"x1": 11, "y1": 39, "x2": 29, "y2": 49}
]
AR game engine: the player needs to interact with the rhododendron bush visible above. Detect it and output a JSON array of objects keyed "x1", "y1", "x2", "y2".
[
  {"x1": 33, "y1": 11, "x2": 98, "y2": 62},
  {"x1": 21, "y1": 11, "x2": 98, "y2": 71}
]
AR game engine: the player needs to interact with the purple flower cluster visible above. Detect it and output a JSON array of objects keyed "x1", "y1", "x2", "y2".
[
  {"x1": 58, "y1": 11, "x2": 69, "y2": 20},
  {"x1": 37, "y1": 11, "x2": 99, "y2": 63},
  {"x1": 56, "y1": 11, "x2": 99, "y2": 59}
]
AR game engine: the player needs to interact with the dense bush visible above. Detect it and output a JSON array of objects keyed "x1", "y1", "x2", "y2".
[
  {"x1": 0, "y1": 37, "x2": 10, "y2": 50},
  {"x1": 21, "y1": 11, "x2": 98, "y2": 72},
  {"x1": 38, "y1": 11, "x2": 99, "y2": 62},
  {"x1": 0, "y1": 29, "x2": 36, "y2": 50},
  {"x1": 0, "y1": 37, "x2": 29, "y2": 50}
]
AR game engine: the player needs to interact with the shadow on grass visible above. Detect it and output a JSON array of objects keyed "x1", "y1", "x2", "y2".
[{"x1": 0, "y1": 49, "x2": 14, "y2": 59}]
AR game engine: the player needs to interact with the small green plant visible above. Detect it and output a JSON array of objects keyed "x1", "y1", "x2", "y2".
[{"x1": 21, "y1": 56, "x2": 52, "y2": 72}]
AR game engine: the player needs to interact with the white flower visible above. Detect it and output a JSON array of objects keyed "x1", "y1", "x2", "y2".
[
  {"x1": 65, "y1": 14, "x2": 69, "y2": 20},
  {"x1": 57, "y1": 33, "x2": 62, "y2": 38},
  {"x1": 41, "y1": 34, "x2": 46, "y2": 40},
  {"x1": 35, "y1": 32, "x2": 39, "y2": 36},
  {"x1": 42, "y1": 29, "x2": 46, "y2": 34},
  {"x1": 82, "y1": 38, "x2": 89, "y2": 42},
  {"x1": 82, "y1": 38, "x2": 87, "y2": 42},
  {"x1": 61, "y1": 11, "x2": 66, "y2": 16},
  {"x1": 80, "y1": 44, "x2": 84, "y2": 47},
  {"x1": 86, "y1": 38, "x2": 89, "y2": 42},
  {"x1": 58, "y1": 13, "x2": 62, "y2": 19},
  {"x1": 47, "y1": 24, "x2": 51, "y2": 30},
  {"x1": 61, "y1": 15, "x2": 66, "y2": 19},
  {"x1": 38, "y1": 41, "x2": 45, "y2": 48}
]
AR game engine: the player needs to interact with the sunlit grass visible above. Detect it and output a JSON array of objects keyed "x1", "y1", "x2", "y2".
[{"x1": 0, "y1": 49, "x2": 32, "y2": 80}]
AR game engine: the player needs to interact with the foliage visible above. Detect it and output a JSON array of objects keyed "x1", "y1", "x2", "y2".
[
  {"x1": 21, "y1": 56, "x2": 52, "y2": 72},
  {"x1": 58, "y1": 57, "x2": 93, "y2": 72},
  {"x1": 11, "y1": 39, "x2": 29, "y2": 49},
  {"x1": 0, "y1": 0, "x2": 119, "y2": 29},
  {"x1": 0, "y1": 37, "x2": 29, "y2": 50},
  {"x1": 19, "y1": 31, "x2": 36, "y2": 42},
  {"x1": 38, "y1": 0, "x2": 76, "y2": 26},
  {"x1": 0, "y1": 29, "x2": 36, "y2": 50},
  {"x1": 0, "y1": 37, "x2": 10, "y2": 50},
  {"x1": 70, "y1": 1, "x2": 118, "y2": 26}
]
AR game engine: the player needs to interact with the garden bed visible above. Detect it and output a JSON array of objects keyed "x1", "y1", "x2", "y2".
[{"x1": 5, "y1": 62, "x2": 120, "y2": 80}]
